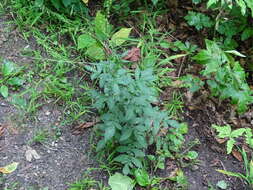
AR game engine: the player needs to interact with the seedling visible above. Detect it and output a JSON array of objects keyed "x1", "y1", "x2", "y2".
[{"x1": 0, "y1": 60, "x2": 25, "y2": 98}]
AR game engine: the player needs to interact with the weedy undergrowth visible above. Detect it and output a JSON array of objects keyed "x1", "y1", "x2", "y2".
[
  {"x1": 86, "y1": 61, "x2": 182, "y2": 175},
  {"x1": 187, "y1": 39, "x2": 253, "y2": 113}
]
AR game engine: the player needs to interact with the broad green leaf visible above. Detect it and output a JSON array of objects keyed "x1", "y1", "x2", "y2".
[
  {"x1": 85, "y1": 43, "x2": 105, "y2": 60},
  {"x1": 78, "y1": 34, "x2": 97, "y2": 49},
  {"x1": 131, "y1": 157, "x2": 143, "y2": 168},
  {"x1": 216, "y1": 180, "x2": 228, "y2": 189},
  {"x1": 134, "y1": 169, "x2": 150, "y2": 187},
  {"x1": 225, "y1": 50, "x2": 246, "y2": 57},
  {"x1": 94, "y1": 11, "x2": 110, "y2": 40},
  {"x1": 7, "y1": 77, "x2": 24, "y2": 86},
  {"x1": 50, "y1": 0, "x2": 61, "y2": 10},
  {"x1": 120, "y1": 128, "x2": 132, "y2": 141},
  {"x1": 104, "y1": 126, "x2": 115, "y2": 142},
  {"x1": 226, "y1": 139, "x2": 235, "y2": 154},
  {"x1": 0, "y1": 85, "x2": 8, "y2": 98},
  {"x1": 0, "y1": 162, "x2": 19, "y2": 174},
  {"x1": 96, "y1": 139, "x2": 106, "y2": 151},
  {"x1": 111, "y1": 28, "x2": 132, "y2": 46},
  {"x1": 109, "y1": 173, "x2": 135, "y2": 190},
  {"x1": 241, "y1": 28, "x2": 253, "y2": 41},
  {"x1": 2, "y1": 61, "x2": 15, "y2": 76},
  {"x1": 62, "y1": 0, "x2": 71, "y2": 7}
]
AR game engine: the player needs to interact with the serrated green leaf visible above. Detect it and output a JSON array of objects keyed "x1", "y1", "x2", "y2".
[
  {"x1": 226, "y1": 139, "x2": 235, "y2": 154},
  {"x1": 111, "y1": 28, "x2": 132, "y2": 46},
  {"x1": 230, "y1": 128, "x2": 246, "y2": 138},
  {"x1": 212, "y1": 125, "x2": 231, "y2": 138}
]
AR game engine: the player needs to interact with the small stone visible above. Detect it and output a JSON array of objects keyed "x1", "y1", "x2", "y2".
[{"x1": 45, "y1": 111, "x2": 51, "y2": 116}]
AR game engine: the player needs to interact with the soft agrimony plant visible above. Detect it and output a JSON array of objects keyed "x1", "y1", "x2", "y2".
[{"x1": 86, "y1": 61, "x2": 181, "y2": 174}]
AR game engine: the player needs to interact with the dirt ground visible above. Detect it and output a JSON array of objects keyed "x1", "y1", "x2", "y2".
[{"x1": 0, "y1": 10, "x2": 250, "y2": 190}]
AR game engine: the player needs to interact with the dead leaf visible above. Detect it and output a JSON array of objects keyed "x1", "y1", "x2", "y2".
[
  {"x1": 73, "y1": 121, "x2": 97, "y2": 134},
  {"x1": 171, "y1": 80, "x2": 183, "y2": 87},
  {"x1": 232, "y1": 150, "x2": 242, "y2": 161},
  {"x1": 215, "y1": 137, "x2": 226, "y2": 144},
  {"x1": 25, "y1": 146, "x2": 41, "y2": 162},
  {"x1": 123, "y1": 47, "x2": 141, "y2": 62},
  {"x1": 0, "y1": 125, "x2": 5, "y2": 137}
]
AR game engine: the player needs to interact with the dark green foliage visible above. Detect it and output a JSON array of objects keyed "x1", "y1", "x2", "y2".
[
  {"x1": 184, "y1": 11, "x2": 214, "y2": 31},
  {"x1": 193, "y1": 40, "x2": 253, "y2": 113},
  {"x1": 86, "y1": 62, "x2": 180, "y2": 174}
]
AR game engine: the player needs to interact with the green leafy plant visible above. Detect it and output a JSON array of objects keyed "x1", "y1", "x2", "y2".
[
  {"x1": 193, "y1": 39, "x2": 253, "y2": 113},
  {"x1": 217, "y1": 148, "x2": 253, "y2": 188},
  {"x1": 212, "y1": 124, "x2": 253, "y2": 154},
  {"x1": 0, "y1": 60, "x2": 25, "y2": 98},
  {"x1": 78, "y1": 11, "x2": 132, "y2": 60},
  {"x1": 207, "y1": 0, "x2": 253, "y2": 17},
  {"x1": 86, "y1": 61, "x2": 181, "y2": 174},
  {"x1": 184, "y1": 11, "x2": 214, "y2": 31},
  {"x1": 34, "y1": 0, "x2": 88, "y2": 15}
]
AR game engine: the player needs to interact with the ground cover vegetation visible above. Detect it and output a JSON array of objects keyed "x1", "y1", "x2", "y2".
[{"x1": 1, "y1": 0, "x2": 253, "y2": 189}]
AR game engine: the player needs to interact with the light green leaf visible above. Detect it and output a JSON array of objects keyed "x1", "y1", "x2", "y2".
[
  {"x1": 230, "y1": 128, "x2": 246, "y2": 138},
  {"x1": 186, "y1": 151, "x2": 198, "y2": 159},
  {"x1": 207, "y1": 0, "x2": 218, "y2": 8},
  {"x1": 7, "y1": 77, "x2": 24, "y2": 86},
  {"x1": 225, "y1": 50, "x2": 246, "y2": 57},
  {"x1": 85, "y1": 43, "x2": 105, "y2": 60},
  {"x1": 0, "y1": 85, "x2": 8, "y2": 98},
  {"x1": 2, "y1": 61, "x2": 15, "y2": 76},
  {"x1": 111, "y1": 28, "x2": 132, "y2": 46},
  {"x1": 77, "y1": 34, "x2": 97, "y2": 49},
  {"x1": 104, "y1": 126, "x2": 115, "y2": 142},
  {"x1": 134, "y1": 169, "x2": 150, "y2": 187},
  {"x1": 0, "y1": 162, "x2": 19, "y2": 174},
  {"x1": 216, "y1": 180, "x2": 228, "y2": 189},
  {"x1": 109, "y1": 173, "x2": 135, "y2": 190},
  {"x1": 94, "y1": 11, "x2": 110, "y2": 40},
  {"x1": 226, "y1": 139, "x2": 235, "y2": 154},
  {"x1": 212, "y1": 125, "x2": 231, "y2": 138}
]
